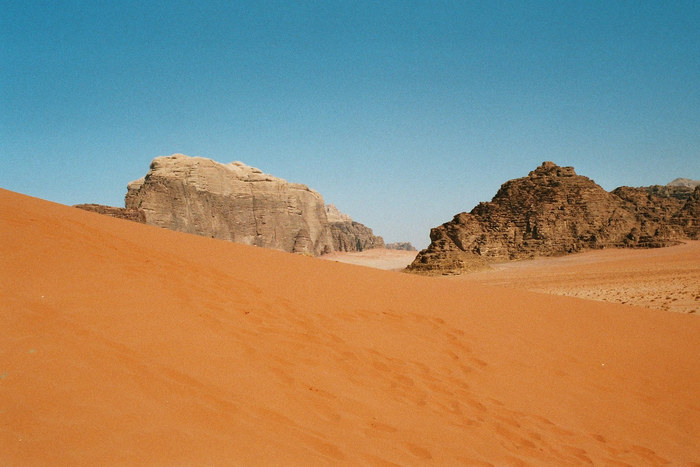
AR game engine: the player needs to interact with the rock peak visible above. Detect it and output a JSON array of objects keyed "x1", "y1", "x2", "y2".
[{"x1": 528, "y1": 161, "x2": 576, "y2": 178}]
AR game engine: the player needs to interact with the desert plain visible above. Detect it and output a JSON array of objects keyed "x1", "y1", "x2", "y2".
[
  {"x1": 1, "y1": 187, "x2": 699, "y2": 465},
  {"x1": 325, "y1": 244, "x2": 700, "y2": 314}
]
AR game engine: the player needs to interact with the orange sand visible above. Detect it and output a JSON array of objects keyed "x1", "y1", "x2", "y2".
[{"x1": 1, "y1": 188, "x2": 699, "y2": 465}]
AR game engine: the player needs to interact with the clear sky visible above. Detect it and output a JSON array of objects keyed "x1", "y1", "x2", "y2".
[{"x1": 2, "y1": 1, "x2": 699, "y2": 249}]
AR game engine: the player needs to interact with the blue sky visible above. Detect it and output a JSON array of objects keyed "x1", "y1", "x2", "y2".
[{"x1": 2, "y1": 1, "x2": 698, "y2": 249}]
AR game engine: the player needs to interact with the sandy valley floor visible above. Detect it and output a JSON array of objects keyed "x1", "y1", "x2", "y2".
[
  {"x1": 319, "y1": 248, "x2": 418, "y2": 271},
  {"x1": 461, "y1": 242, "x2": 700, "y2": 314},
  {"x1": 325, "y1": 243, "x2": 700, "y2": 314}
]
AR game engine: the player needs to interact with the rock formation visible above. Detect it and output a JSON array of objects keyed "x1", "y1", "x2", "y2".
[
  {"x1": 74, "y1": 204, "x2": 146, "y2": 223},
  {"x1": 639, "y1": 179, "x2": 699, "y2": 201},
  {"x1": 325, "y1": 204, "x2": 353, "y2": 223},
  {"x1": 409, "y1": 162, "x2": 697, "y2": 274},
  {"x1": 325, "y1": 204, "x2": 385, "y2": 252},
  {"x1": 386, "y1": 242, "x2": 417, "y2": 251},
  {"x1": 328, "y1": 221, "x2": 385, "y2": 252},
  {"x1": 672, "y1": 186, "x2": 700, "y2": 239},
  {"x1": 667, "y1": 177, "x2": 700, "y2": 188},
  {"x1": 125, "y1": 154, "x2": 334, "y2": 255},
  {"x1": 123, "y1": 154, "x2": 385, "y2": 255}
]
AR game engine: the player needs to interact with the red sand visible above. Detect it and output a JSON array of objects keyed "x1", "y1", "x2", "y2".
[{"x1": 1, "y1": 188, "x2": 699, "y2": 465}]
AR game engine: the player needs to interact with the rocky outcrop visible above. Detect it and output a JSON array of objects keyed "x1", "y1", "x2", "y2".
[
  {"x1": 123, "y1": 154, "x2": 386, "y2": 255},
  {"x1": 642, "y1": 182, "x2": 699, "y2": 201},
  {"x1": 386, "y1": 242, "x2": 417, "y2": 251},
  {"x1": 325, "y1": 204, "x2": 353, "y2": 223},
  {"x1": 74, "y1": 204, "x2": 146, "y2": 223},
  {"x1": 672, "y1": 186, "x2": 700, "y2": 239},
  {"x1": 125, "y1": 154, "x2": 334, "y2": 255},
  {"x1": 610, "y1": 186, "x2": 686, "y2": 243},
  {"x1": 329, "y1": 221, "x2": 385, "y2": 252},
  {"x1": 409, "y1": 162, "x2": 696, "y2": 274},
  {"x1": 324, "y1": 204, "x2": 385, "y2": 252}
]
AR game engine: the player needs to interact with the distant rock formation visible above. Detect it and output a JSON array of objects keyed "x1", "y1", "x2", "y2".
[
  {"x1": 667, "y1": 178, "x2": 700, "y2": 188},
  {"x1": 629, "y1": 178, "x2": 698, "y2": 202},
  {"x1": 386, "y1": 242, "x2": 417, "y2": 251},
  {"x1": 124, "y1": 154, "x2": 384, "y2": 255},
  {"x1": 74, "y1": 204, "x2": 146, "y2": 223},
  {"x1": 409, "y1": 162, "x2": 697, "y2": 274},
  {"x1": 329, "y1": 221, "x2": 385, "y2": 252},
  {"x1": 325, "y1": 204, "x2": 385, "y2": 252}
]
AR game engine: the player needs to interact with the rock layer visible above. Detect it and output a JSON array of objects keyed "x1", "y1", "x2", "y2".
[{"x1": 409, "y1": 162, "x2": 697, "y2": 274}]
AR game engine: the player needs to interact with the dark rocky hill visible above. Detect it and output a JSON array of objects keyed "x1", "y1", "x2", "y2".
[{"x1": 408, "y1": 162, "x2": 698, "y2": 274}]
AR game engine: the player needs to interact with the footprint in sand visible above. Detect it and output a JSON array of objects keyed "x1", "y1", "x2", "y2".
[{"x1": 368, "y1": 419, "x2": 398, "y2": 433}]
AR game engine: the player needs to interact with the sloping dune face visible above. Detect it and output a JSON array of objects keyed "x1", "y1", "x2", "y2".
[{"x1": 1, "y1": 188, "x2": 698, "y2": 465}]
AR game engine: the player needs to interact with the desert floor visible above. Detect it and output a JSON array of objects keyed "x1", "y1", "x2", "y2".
[
  {"x1": 326, "y1": 243, "x2": 700, "y2": 314},
  {"x1": 2, "y1": 188, "x2": 699, "y2": 465},
  {"x1": 461, "y1": 242, "x2": 700, "y2": 314},
  {"x1": 320, "y1": 248, "x2": 418, "y2": 270}
]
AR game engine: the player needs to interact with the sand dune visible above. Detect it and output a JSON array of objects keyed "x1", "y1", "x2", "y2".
[{"x1": 1, "y1": 188, "x2": 699, "y2": 465}]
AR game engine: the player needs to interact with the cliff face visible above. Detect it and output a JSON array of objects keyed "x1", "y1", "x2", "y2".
[
  {"x1": 125, "y1": 154, "x2": 334, "y2": 256},
  {"x1": 673, "y1": 186, "x2": 700, "y2": 239},
  {"x1": 329, "y1": 221, "x2": 385, "y2": 252},
  {"x1": 123, "y1": 154, "x2": 385, "y2": 255},
  {"x1": 324, "y1": 204, "x2": 385, "y2": 252},
  {"x1": 610, "y1": 186, "x2": 687, "y2": 243},
  {"x1": 409, "y1": 162, "x2": 696, "y2": 274}
]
